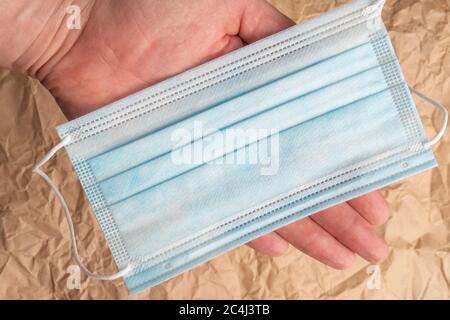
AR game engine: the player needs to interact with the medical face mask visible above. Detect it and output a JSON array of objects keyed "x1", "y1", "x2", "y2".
[{"x1": 33, "y1": 0, "x2": 447, "y2": 294}]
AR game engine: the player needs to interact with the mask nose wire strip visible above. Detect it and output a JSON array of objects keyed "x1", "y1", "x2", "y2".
[
  {"x1": 32, "y1": 136, "x2": 134, "y2": 281},
  {"x1": 409, "y1": 87, "x2": 449, "y2": 148}
]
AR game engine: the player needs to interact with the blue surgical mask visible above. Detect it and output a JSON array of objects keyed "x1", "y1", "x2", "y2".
[{"x1": 33, "y1": 0, "x2": 447, "y2": 294}]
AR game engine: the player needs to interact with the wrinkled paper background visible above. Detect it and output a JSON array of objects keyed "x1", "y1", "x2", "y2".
[{"x1": 0, "y1": 0, "x2": 449, "y2": 299}]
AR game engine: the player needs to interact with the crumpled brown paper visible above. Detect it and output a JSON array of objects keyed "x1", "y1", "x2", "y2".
[{"x1": 0, "y1": 0, "x2": 448, "y2": 299}]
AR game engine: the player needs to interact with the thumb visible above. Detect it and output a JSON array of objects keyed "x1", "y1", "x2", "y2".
[{"x1": 238, "y1": 0, "x2": 295, "y2": 44}]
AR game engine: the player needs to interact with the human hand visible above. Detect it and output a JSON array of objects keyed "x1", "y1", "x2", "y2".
[{"x1": 2, "y1": 0, "x2": 390, "y2": 268}]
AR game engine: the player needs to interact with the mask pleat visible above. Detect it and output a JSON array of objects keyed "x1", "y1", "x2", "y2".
[
  {"x1": 99, "y1": 61, "x2": 399, "y2": 206},
  {"x1": 89, "y1": 40, "x2": 388, "y2": 187}
]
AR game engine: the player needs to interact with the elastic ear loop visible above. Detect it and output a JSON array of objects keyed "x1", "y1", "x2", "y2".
[
  {"x1": 32, "y1": 136, "x2": 134, "y2": 281},
  {"x1": 409, "y1": 87, "x2": 449, "y2": 148}
]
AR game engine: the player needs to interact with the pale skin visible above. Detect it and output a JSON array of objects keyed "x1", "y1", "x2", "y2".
[{"x1": 1, "y1": 0, "x2": 390, "y2": 270}]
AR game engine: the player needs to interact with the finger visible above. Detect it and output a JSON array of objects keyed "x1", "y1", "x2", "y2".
[
  {"x1": 276, "y1": 217, "x2": 355, "y2": 269},
  {"x1": 238, "y1": 0, "x2": 295, "y2": 43},
  {"x1": 347, "y1": 191, "x2": 390, "y2": 226},
  {"x1": 311, "y1": 203, "x2": 389, "y2": 263},
  {"x1": 247, "y1": 232, "x2": 289, "y2": 256}
]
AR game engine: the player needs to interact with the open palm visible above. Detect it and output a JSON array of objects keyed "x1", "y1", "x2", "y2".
[{"x1": 41, "y1": 0, "x2": 389, "y2": 268}]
